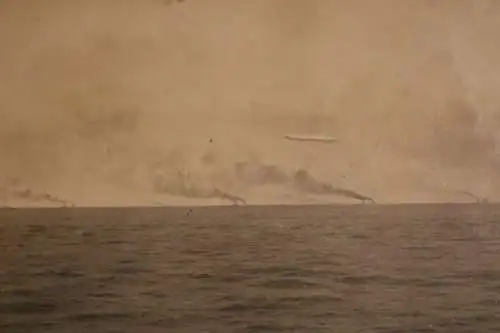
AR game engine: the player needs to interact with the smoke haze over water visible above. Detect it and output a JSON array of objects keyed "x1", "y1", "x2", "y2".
[{"x1": 1, "y1": 0, "x2": 500, "y2": 206}]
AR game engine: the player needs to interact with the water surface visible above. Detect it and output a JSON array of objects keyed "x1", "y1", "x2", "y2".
[{"x1": 1, "y1": 204, "x2": 500, "y2": 332}]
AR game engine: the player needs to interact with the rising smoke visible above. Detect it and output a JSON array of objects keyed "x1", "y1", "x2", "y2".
[
  {"x1": 291, "y1": 169, "x2": 375, "y2": 203},
  {"x1": 151, "y1": 160, "x2": 374, "y2": 205},
  {"x1": 152, "y1": 168, "x2": 246, "y2": 205},
  {"x1": 1, "y1": 0, "x2": 500, "y2": 206}
]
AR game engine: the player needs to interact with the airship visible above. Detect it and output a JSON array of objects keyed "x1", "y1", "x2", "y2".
[{"x1": 284, "y1": 134, "x2": 337, "y2": 143}]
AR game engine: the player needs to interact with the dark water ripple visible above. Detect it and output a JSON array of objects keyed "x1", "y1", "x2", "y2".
[{"x1": 1, "y1": 204, "x2": 500, "y2": 332}]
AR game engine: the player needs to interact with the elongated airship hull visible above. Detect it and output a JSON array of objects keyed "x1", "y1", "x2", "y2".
[{"x1": 284, "y1": 134, "x2": 337, "y2": 143}]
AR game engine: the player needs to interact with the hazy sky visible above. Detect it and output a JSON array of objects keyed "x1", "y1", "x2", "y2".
[{"x1": 1, "y1": 0, "x2": 500, "y2": 206}]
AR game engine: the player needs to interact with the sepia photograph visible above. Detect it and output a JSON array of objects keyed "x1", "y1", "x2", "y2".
[{"x1": 1, "y1": 0, "x2": 500, "y2": 332}]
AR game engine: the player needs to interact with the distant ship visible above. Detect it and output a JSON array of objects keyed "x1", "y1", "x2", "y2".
[{"x1": 459, "y1": 191, "x2": 489, "y2": 204}]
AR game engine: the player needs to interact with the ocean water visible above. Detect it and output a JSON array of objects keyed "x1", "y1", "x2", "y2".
[{"x1": 1, "y1": 204, "x2": 500, "y2": 333}]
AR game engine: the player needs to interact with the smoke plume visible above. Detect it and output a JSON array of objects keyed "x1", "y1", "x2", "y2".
[
  {"x1": 1, "y1": 0, "x2": 500, "y2": 206},
  {"x1": 291, "y1": 169, "x2": 375, "y2": 203}
]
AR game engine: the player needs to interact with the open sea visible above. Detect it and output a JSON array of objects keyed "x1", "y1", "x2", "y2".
[{"x1": 1, "y1": 204, "x2": 500, "y2": 332}]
